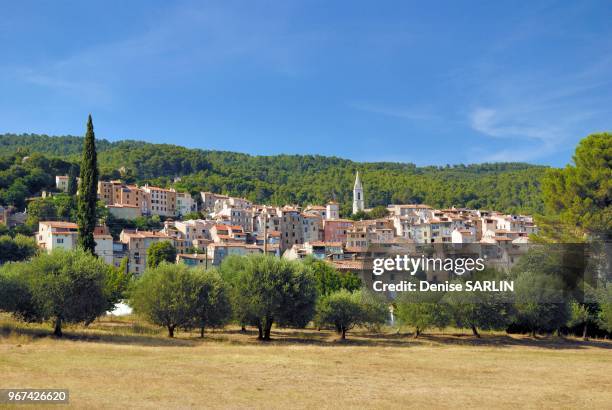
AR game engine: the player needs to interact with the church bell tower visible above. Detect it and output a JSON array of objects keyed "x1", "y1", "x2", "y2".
[{"x1": 352, "y1": 171, "x2": 364, "y2": 214}]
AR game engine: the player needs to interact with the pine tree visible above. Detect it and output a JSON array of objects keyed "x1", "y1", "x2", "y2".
[
  {"x1": 77, "y1": 115, "x2": 99, "y2": 254},
  {"x1": 67, "y1": 164, "x2": 78, "y2": 196}
]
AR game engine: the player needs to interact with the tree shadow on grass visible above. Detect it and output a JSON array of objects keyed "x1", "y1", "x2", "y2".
[
  {"x1": 235, "y1": 328, "x2": 612, "y2": 350},
  {"x1": 3, "y1": 322, "x2": 610, "y2": 350},
  {"x1": 0, "y1": 324, "x2": 198, "y2": 348},
  {"x1": 355, "y1": 331, "x2": 612, "y2": 350}
]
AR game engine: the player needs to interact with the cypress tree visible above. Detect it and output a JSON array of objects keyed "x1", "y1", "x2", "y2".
[
  {"x1": 67, "y1": 164, "x2": 79, "y2": 196},
  {"x1": 77, "y1": 115, "x2": 99, "y2": 254}
]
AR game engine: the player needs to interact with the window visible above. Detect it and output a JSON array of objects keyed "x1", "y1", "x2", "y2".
[{"x1": 56, "y1": 238, "x2": 64, "y2": 244}]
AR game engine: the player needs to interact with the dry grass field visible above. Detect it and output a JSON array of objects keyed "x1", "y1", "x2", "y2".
[{"x1": 1, "y1": 314, "x2": 611, "y2": 409}]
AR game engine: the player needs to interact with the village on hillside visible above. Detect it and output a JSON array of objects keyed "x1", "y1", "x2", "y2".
[{"x1": 14, "y1": 171, "x2": 537, "y2": 286}]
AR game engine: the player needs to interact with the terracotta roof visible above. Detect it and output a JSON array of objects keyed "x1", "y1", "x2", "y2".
[
  {"x1": 332, "y1": 261, "x2": 366, "y2": 270},
  {"x1": 108, "y1": 204, "x2": 139, "y2": 208},
  {"x1": 144, "y1": 186, "x2": 174, "y2": 192},
  {"x1": 40, "y1": 221, "x2": 78, "y2": 229},
  {"x1": 122, "y1": 230, "x2": 170, "y2": 239},
  {"x1": 307, "y1": 241, "x2": 342, "y2": 247},
  {"x1": 344, "y1": 246, "x2": 367, "y2": 252},
  {"x1": 392, "y1": 204, "x2": 432, "y2": 209}
]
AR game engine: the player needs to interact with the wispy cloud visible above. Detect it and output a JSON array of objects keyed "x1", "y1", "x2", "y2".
[
  {"x1": 350, "y1": 101, "x2": 437, "y2": 121},
  {"x1": 469, "y1": 107, "x2": 569, "y2": 142},
  {"x1": 466, "y1": 52, "x2": 612, "y2": 163}
]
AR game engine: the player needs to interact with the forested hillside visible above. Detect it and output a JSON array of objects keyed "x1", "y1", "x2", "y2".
[{"x1": 0, "y1": 134, "x2": 547, "y2": 215}]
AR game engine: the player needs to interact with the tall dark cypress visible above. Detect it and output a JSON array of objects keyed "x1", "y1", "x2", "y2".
[{"x1": 77, "y1": 115, "x2": 99, "y2": 254}]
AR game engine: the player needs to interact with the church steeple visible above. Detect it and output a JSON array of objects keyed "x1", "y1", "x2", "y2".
[{"x1": 353, "y1": 171, "x2": 364, "y2": 214}]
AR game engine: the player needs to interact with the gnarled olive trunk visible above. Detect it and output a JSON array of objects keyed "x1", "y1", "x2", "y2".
[
  {"x1": 263, "y1": 317, "x2": 273, "y2": 341},
  {"x1": 582, "y1": 323, "x2": 588, "y2": 340},
  {"x1": 53, "y1": 317, "x2": 63, "y2": 337},
  {"x1": 413, "y1": 327, "x2": 421, "y2": 338},
  {"x1": 168, "y1": 325, "x2": 175, "y2": 338},
  {"x1": 471, "y1": 325, "x2": 480, "y2": 338}
]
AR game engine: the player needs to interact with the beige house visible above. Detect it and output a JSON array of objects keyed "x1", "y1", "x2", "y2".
[
  {"x1": 200, "y1": 192, "x2": 229, "y2": 212},
  {"x1": 107, "y1": 204, "x2": 141, "y2": 220},
  {"x1": 143, "y1": 185, "x2": 176, "y2": 217},
  {"x1": 98, "y1": 181, "x2": 150, "y2": 215},
  {"x1": 278, "y1": 206, "x2": 305, "y2": 251},
  {"x1": 452, "y1": 228, "x2": 475, "y2": 243},
  {"x1": 302, "y1": 213, "x2": 323, "y2": 243},
  {"x1": 119, "y1": 230, "x2": 175, "y2": 274}
]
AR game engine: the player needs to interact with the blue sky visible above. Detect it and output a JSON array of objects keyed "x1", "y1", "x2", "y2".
[{"x1": 1, "y1": 1, "x2": 610, "y2": 166}]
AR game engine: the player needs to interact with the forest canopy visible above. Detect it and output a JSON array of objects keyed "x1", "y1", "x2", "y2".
[{"x1": 0, "y1": 133, "x2": 547, "y2": 215}]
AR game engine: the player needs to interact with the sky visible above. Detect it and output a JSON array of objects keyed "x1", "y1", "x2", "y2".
[{"x1": 0, "y1": 0, "x2": 610, "y2": 167}]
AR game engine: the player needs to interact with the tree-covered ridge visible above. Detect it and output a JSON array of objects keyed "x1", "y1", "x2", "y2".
[{"x1": 0, "y1": 133, "x2": 547, "y2": 214}]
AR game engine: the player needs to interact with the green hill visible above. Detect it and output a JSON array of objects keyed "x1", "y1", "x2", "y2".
[{"x1": 0, "y1": 133, "x2": 547, "y2": 215}]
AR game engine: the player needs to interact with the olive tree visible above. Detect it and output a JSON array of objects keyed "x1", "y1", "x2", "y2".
[
  {"x1": 5, "y1": 249, "x2": 113, "y2": 336},
  {"x1": 130, "y1": 263, "x2": 199, "y2": 337},
  {"x1": 315, "y1": 289, "x2": 387, "y2": 339},
  {"x1": 513, "y1": 271, "x2": 569, "y2": 337},
  {"x1": 233, "y1": 255, "x2": 317, "y2": 340},
  {"x1": 395, "y1": 287, "x2": 449, "y2": 338},
  {"x1": 218, "y1": 255, "x2": 251, "y2": 331},
  {"x1": 191, "y1": 269, "x2": 232, "y2": 337}
]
